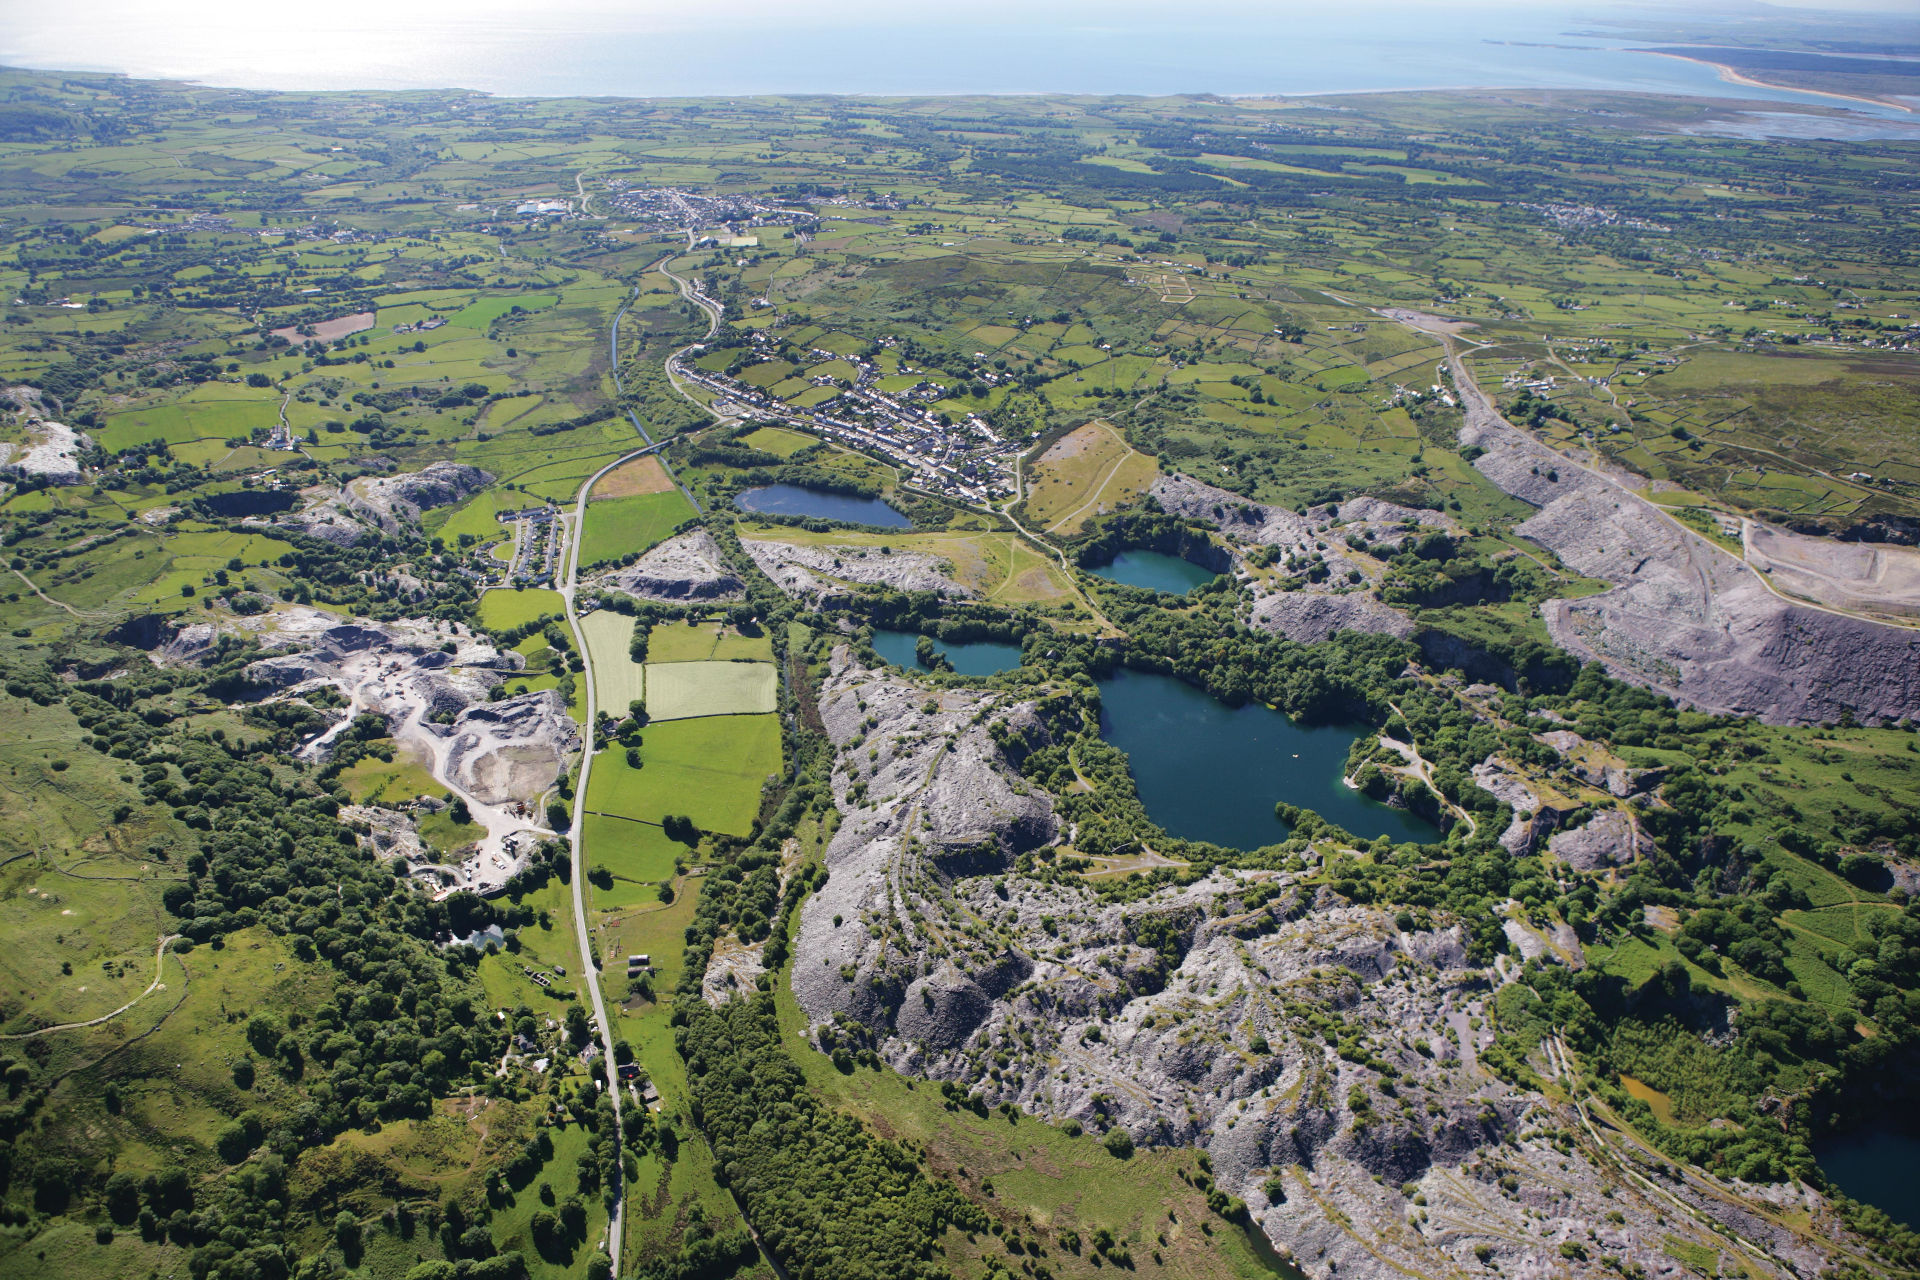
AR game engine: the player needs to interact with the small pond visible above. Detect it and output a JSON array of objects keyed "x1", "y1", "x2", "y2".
[
  {"x1": 873, "y1": 628, "x2": 1023, "y2": 677},
  {"x1": 1818, "y1": 1130, "x2": 1920, "y2": 1229},
  {"x1": 1088, "y1": 549, "x2": 1218, "y2": 594},
  {"x1": 736, "y1": 483, "x2": 911, "y2": 528},
  {"x1": 200, "y1": 489, "x2": 297, "y2": 518},
  {"x1": 1096, "y1": 668, "x2": 1438, "y2": 850}
]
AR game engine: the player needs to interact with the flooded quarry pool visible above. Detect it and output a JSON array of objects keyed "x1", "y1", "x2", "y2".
[
  {"x1": 735, "y1": 483, "x2": 911, "y2": 528},
  {"x1": 872, "y1": 629, "x2": 1023, "y2": 676},
  {"x1": 1096, "y1": 668, "x2": 1438, "y2": 850},
  {"x1": 1087, "y1": 549, "x2": 1218, "y2": 594}
]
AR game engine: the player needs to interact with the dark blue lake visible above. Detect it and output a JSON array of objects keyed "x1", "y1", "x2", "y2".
[
  {"x1": 736, "y1": 484, "x2": 911, "y2": 528},
  {"x1": 1096, "y1": 668, "x2": 1437, "y2": 850},
  {"x1": 1819, "y1": 1131, "x2": 1920, "y2": 1229},
  {"x1": 873, "y1": 629, "x2": 1024, "y2": 677},
  {"x1": 1089, "y1": 550, "x2": 1218, "y2": 595}
]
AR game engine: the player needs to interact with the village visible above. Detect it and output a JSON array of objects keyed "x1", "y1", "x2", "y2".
[{"x1": 669, "y1": 325, "x2": 1024, "y2": 505}]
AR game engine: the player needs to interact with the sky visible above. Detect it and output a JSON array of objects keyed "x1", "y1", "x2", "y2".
[{"x1": 1, "y1": 0, "x2": 1914, "y2": 99}]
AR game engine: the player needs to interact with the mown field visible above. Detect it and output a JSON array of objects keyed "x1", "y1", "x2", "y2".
[{"x1": 577, "y1": 490, "x2": 698, "y2": 568}]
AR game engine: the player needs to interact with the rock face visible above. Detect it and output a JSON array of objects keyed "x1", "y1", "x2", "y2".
[
  {"x1": 340, "y1": 804, "x2": 428, "y2": 864},
  {"x1": 1151, "y1": 474, "x2": 1420, "y2": 643},
  {"x1": 1151, "y1": 473, "x2": 1326, "y2": 548},
  {"x1": 1450, "y1": 349, "x2": 1920, "y2": 725},
  {"x1": 783, "y1": 651, "x2": 1859, "y2": 1280},
  {"x1": 442, "y1": 690, "x2": 573, "y2": 806},
  {"x1": 245, "y1": 485, "x2": 373, "y2": 547},
  {"x1": 0, "y1": 386, "x2": 89, "y2": 483},
  {"x1": 1547, "y1": 808, "x2": 1650, "y2": 872},
  {"x1": 1251, "y1": 588, "x2": 1414, "y2": 643},
  {"x1": 238, "y1": 611, "x2": 563, "y2": 892},
  {"x1": 350, "y1": 462, "x2": 492, "y2": 531},
  {"x1": 743, "y1": 537, "x2": 974, "y2": 607},
  {"x1": 600, "y1": 529, "x2": 743, "y2": 603}
]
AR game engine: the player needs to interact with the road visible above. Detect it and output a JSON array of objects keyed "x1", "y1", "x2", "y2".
[
  {"x1": 558, "y1": 443, "x2": 663, "y2": 1271},
  {"x1": 555, "y1": 278, "x2": 717, "y2": 1267}
]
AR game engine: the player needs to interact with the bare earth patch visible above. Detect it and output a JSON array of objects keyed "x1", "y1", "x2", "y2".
[
  {"x1": 593, "y1": 454, "x2": 676, "y2": 499},
  {"x1": 271, "y1": 310, "x2": 375, "y2": 342}
]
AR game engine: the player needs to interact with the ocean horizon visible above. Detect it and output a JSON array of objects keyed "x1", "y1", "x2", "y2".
[{"x1": 2, "y1": 0, "x2": 1914, "y2": 119}]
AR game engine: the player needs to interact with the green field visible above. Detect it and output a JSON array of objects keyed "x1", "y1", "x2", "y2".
[
  {"x1": 578, "y1": 490, "x2": 698, "y2": 567},
  {"x1": 642, "y1": 659, "x2": 778, "y2": 721},
  {"x1": 582, "y1": 713, "x2": 781, "y2": 837},
  {"x1": 646, "y1": 620, "x2": 776, "y2": 664},
  {"x1": 581, "y1": 813, "x2": 686, "y2": 885},
  {"x1": 477, "y1": 585, "x2": 564, "y2": 631},
  {"x1": 449, "y1": 292, "x2": 558, "y2": 328},
  {"x1": 579, "y1": 608, "x2": 647, "y2": 712}
]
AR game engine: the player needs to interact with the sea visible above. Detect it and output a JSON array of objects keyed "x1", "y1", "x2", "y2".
[{"x1": 2, "y1": 0, "x2": 1918, "y2": 137}]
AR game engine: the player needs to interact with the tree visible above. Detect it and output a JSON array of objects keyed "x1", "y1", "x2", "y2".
[
  {"x1": 1103, "y1": 1127, "x2": 1134, "y2": 1159},
  {"x1": 104, "y1": 1171, "x2": 140, "y2": 1224}
]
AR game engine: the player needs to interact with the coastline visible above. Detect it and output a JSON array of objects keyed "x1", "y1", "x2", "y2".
[{"x1": 1639, "y1": 49, "x2": 1916, "y2": 114}]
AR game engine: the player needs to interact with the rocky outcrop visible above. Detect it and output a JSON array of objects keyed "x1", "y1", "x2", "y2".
[
  {"x1": 349, "y1": 462, "x2": 492, "y2": 531},
  {"x1": 235, "y1": 611, "x2": 559, "y2": 891},
  {"x1": 340, "y1": 804, "x2": 428, "y2": 863},
  {"x1": 772, "y1": 646, "x2": 1877, "y2": 1280},
  {"x1": 1453, "y1": 355, "x2": 1920, "y2": 725},
  {"x1": 1251, "y1": 587, "x2": 1414, "y2": 643},
  {"x1": 743, "y1": 537, "x2": 974, "y2": 607},
  {"x1": 1547, "y1": 807, "x2": 1650, "y2": 872},
  {"x1": 1151, "y1": 473, "x2": 1324, "y2": 547},
  {"x1": 599, "y1": 529, "x2": 743, "y2": 603},
  {"x1": 0, "y1": 387, "x2": 89, "y2": 483},
  {"x1": 1153, "y1": 474, "x2": 1420, "y2": 643},
  {"x1": 244, "y1": 485, "x2": 373, "y2": 547}
]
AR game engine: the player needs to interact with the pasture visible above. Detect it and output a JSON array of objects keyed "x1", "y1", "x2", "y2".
[
  {"x1": 577, "y1": 490, "x2": 697, "y2": 567},
  {"x1": 579, "y1": 608, "x2": 647, "y2": 713},
  {"x1": 645, "y1": 620, "x2": 775, "y2": 664},
  {"x1": 477, "y1": 585, "x2": 564, "y2": 632},
  {"x1": 642, "y1": 659, "x2": 778, "y2": 721},
  {"x1": 582, "y1": 713, "x2": 781, "y2": 838}
]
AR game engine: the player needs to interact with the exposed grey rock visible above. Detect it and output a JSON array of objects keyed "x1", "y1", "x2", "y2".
[
  {"x1": 442, "y1": 690, "x2": 573, "y2": 806},
  {"x1": 1452, "y1": 353, "x2": 1920, "y2": 725},
  {"x1": 774, "y1": 644, "x2": 1879, "y2": 1280},
  {"x1": 1251, "y1": 587, "x2": 1414, "y2": 643},
  {"x1": 244, "y1": 484, "x2": 375, "y2": 547},
  {"x1": 158, "y1": 621, "x2": 219, "y2": 665},
  {"x1": 1547, "y1": 808, "x2": 1650, "y2": 871},
  {"x1": 744, "y1": 537, "x2": 974, "y2": 607},
  {"x1": 0, "y1": 416, "x2": 89, "y2": 483},
  {"x1": 339, "y1": 804, "x2": 427, "y2": 862},
  {"x1": 1152, "y1": 473, "x2": 1324, "y2": 547},
  {"x1": 599, "y1": 529, "x2": 743, "y2": 603},
  {"x1": 349, "y1": 462, "x2": 493, "y2": 531}
]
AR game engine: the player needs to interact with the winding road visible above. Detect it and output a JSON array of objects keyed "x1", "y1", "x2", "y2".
[{"x1": 556, "y1": 270, "x2": 722, "y2": 1267}]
